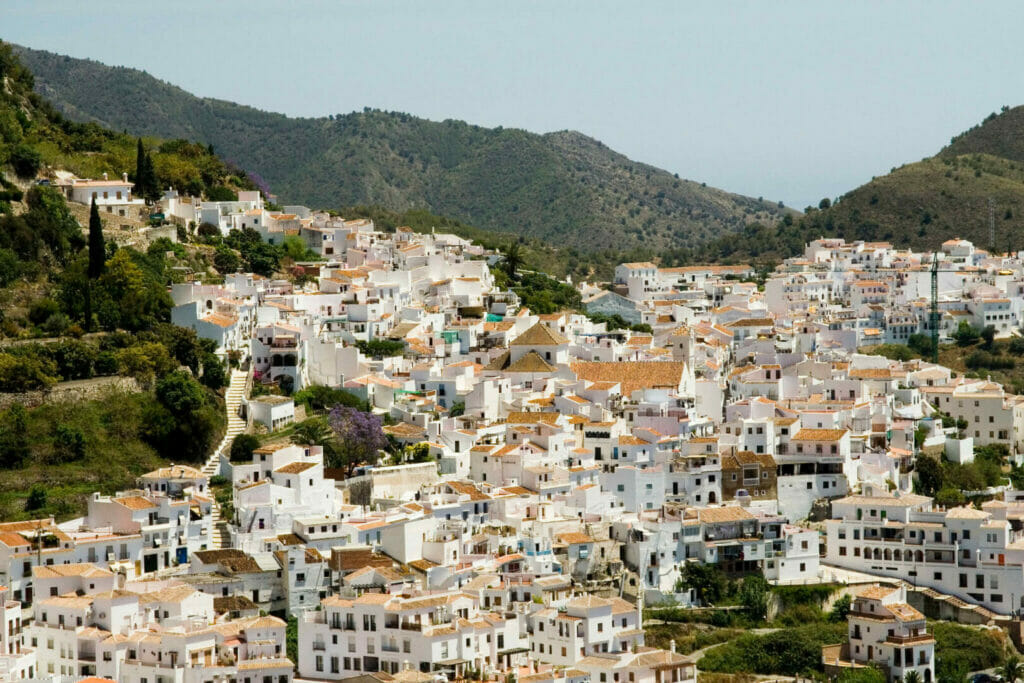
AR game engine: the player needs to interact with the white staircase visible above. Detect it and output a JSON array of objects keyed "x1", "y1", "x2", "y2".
[{"x1": 203, "y1": 368, "x2": 248, "y2": 549}]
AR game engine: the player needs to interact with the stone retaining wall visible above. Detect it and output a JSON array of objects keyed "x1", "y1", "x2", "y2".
[{"x1": 0, "y1": 376, "x2": 143, "y2": 409}]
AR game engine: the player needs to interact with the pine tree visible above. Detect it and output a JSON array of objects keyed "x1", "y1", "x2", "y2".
[{"x1": 88, "y1": 199, "x2": 105, "y2": 279}]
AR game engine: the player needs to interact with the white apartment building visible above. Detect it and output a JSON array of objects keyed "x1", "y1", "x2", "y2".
[
  {"x1": 0, "y1": 585, "x2": 34, "y2": 680},
  {"x1": 297, "y1": 590, "x2": 525, "y2": 680},
  {"x1": 822, "y1": 584, "x2": 935, "y2": 683},
  {"x1": 824, "y1": 487, "x2": 1024, "y2": 614}
]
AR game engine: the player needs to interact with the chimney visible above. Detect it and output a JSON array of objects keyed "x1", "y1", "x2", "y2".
[
  {"x1": 102, "y1": 172, "x2": 108, "y2": 180},
  {"x1": 670, "y1": 639, "x2": 676, "y2": 654},
  {"x1": 122, "y1": 172, "x2": 128, "y2": 183}
]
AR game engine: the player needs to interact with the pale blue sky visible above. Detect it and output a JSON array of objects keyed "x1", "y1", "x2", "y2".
[{"x1": 3, "y1": 0, "x2": 1023, "y2": 208}]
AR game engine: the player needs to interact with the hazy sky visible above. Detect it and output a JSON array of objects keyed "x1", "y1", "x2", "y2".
[{"x1": 3, "y1": 0, "x2": 1023, "y2": 208}]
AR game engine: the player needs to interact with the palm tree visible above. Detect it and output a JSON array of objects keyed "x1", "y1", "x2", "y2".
[
  {"x1": 290, "y1": 417, "x2": 341, "y2": 466},
  {"x1": 904, "y1": 670, "x2": 922, "y2": 683},
  {"x1": 1002, "y1": 655, "x2": 1022, "y2": 683},
  {"x1": 503, "y1": 241, "x2": 523, "y2": 280}
]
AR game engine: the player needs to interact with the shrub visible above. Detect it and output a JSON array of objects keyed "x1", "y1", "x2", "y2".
[
  {"x1": 0, "y1": 351, "x2": 58, "y2": 391},
  {"x1": 698, "y1": 623, "x2": 847, "y2": 676},
  {"x1": 355, "y1": 339, "x2": 405, "y2": 358},
  {"x1": 25, "y1": 485, "x2": 47, "y2": 511},
  {"x1": 197, "y1": 222, "x2": 221, "y2": 238},
  {"x1": 28, "y1": 298, "x2": 60, "y2": 326},
  {"x1": 931, "y1": 621, "x2": 1007, "y2": 674},
  {"x1": 230, "y1": 434, "x2": 260, "y2": 463},
  {"x1": 51, "y1": 424, "x2": 86, "y2": 463},
  {"x1": 10, "y1": 144, "x2": 41, "y2": 178},
  {"x1": 965, "y1": 350, "x2": 1014, "y2": 371}
]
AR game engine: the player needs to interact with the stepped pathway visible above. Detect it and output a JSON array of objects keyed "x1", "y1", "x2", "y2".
[{"x1": 203, "y1": 368, "x2": 248, "y2": 549}]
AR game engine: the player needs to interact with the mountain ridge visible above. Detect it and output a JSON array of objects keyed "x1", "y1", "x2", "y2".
[{"x1": 12, "y1": 44, "x2": 790, "y2": 253}]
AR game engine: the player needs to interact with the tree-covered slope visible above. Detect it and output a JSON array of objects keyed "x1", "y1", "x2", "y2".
[
  {"x1": 800, "y1": 153, "x2": 1024, "y2": 252},
  {"x1": 687, "y1": 110, "x2": 1024, "y2": 263},
  {"x1": 0, "y1": 44, "x2": 253, "y2": 201},
  {"x1": 942, "y1": 105, "x2": 1024, "y2": 164},
  {"x1": 13, "y1": 44, "x2": 789, "y2": 252}
]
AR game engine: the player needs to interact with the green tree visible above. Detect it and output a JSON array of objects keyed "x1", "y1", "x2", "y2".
[
  {"x1": 52, "y1": 424, "x2": 86, "y2": 463},
  {"x1": 156, "y1": 370, "x2": 206, "y2": 416},
  {"x1": 449, "y1": 401, "x2": 466, "y2": 418},
  {"x1": 134, "y1": 138, "x2": 159, "y2": 201},
  {"x1": 286, "y1": 615, "x2": 298, "y2": 664},
  {"x1": 402, "y1": 442, "x2": 433, "y2": 464},
  {"x1": 197, "y1": 222, "x2": 221, "y2": 238},
  {"x1": 915, "y1": 455, "x2": 943, "y2": 496},
  {"x1": 50, "y1": 339, "x2": 98, "y2": 380},
  {"x1": 282, "y1": 235, "x2": 309, "y2": 262},
  {"x1": 1002, "y1": 656, "x2": 1022, "y2": 683},
  {"x1": 88, "y1": 200, "x2": 105, "y2": 279},
  {"x1": 144, "y1": 371, "x2": 220, "y2": 462},
  {"x1": 828, "y1": 594, "x2": 852, "y2": 622},
  {"x1": 95, "y1": 249, "x2": 172, "y2": 331},
  {"x1": 935, "y1": 487, "x2": 966, "y2": 507},
  {"x1": 84, "y1": 200, "x2": 104, "y2": 331},
  {"x1": 839, "y1": 668, "x2": 887, "y2": 683},
  {"x1": 292, "y1": 385, "x2": 366, "y2": 411},
  {"x1": 0, "y1": 248, "x2": 19, "y2": 287},
  {"x1": 291, "y1": 417, "x2": 332, "y2": 446},
  {"x1": 25, "y1": 485, "x2": 47, "y2": 511},
  {"x1": 213, "y1": 245, "x2": 240, "y2": 273},
  {"x1": 952, "y1": 321, "x2": 980, "y2": 347},
  {"x1": 200, "y1": 353, "x2": 227, "y2": 390},
  {"x1": 0, "y1": 351, "x2": 58, "y2": 392},
  {"x1": 28, "y1": 298, "x2": 60, "y2": 326},
  {"x1": 0, "y1": 403, "x2": 29, "y2": 468},
  {"x1": 907, "y1": 333, "x2": 934, "y2": 357},
  {"x1": 206, "y1": 185, "x2": 237, "y2": 202},
  {"x1": 229, "y1": 434, "x2": 261, "y2": 463},
  {"x1": 504, "y1": 241, "x2": 524, "y2": 280},
  {"x1": 116, "y1": 342, "x2": 177, "y2": 386},
  {"x1": 10, "y1": 144, "x2": 41, "y2": 178},
  {"x1": 981, "y1": 325, "x2": 997, "y2": 350},
  {"x1": 679, "y1": 562, "x2": 727, "y2": 605},
  {"x1": 739, "y1": 574, "x2": 769, "y2": 621},
  {"x1": 904, "y1": 670, "x2": 922, "y2": 683}
]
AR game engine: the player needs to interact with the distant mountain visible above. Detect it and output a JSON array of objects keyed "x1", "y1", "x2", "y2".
[{"x1": 14, "y1": 45, "x2": 789, "y2": 253}]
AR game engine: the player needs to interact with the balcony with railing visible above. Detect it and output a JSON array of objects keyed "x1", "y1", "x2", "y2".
[{"x1": 886, "y1": 632, "x2": 934, "y2": 645}]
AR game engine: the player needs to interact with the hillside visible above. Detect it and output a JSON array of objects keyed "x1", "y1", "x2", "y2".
[
  {"x1": 0, "y1": 42, "x2": 241, "y2": 520},
  {"x1": 0, "y1": 47, "x2": 253, "y2": 203},
  {"x1": 13, "y1": 44, "x2": 790, "y2": 253},
  {"x1": 802, "y1": 153, "x2": 1024, "y2": 252},
  {"x1": 942, "y1": 105, "x2": 1024, "y2": 163},
  {"x1": 680, "y1": 113, "x2": 1024, "y2": 265}
]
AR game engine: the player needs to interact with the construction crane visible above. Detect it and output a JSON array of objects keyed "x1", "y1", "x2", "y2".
[{"x1": 810, "y1": 254, "x2": 992, "y2": 363}]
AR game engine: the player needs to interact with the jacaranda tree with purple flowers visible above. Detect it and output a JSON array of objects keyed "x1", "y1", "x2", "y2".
[{"x1": 327, "y1": 405, "x2": 387, "y2": 476}]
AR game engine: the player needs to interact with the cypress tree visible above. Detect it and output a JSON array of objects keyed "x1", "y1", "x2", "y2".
[
  {"x1": 134, "y1": 137, "x2": 158, "y2": 201},
  {"x1": 88, "y1": 199, "x2": 105, "y2": 279},
  {"x1": 143, "y1": 150, "x2": 159, "y2": 201},
  {"x1": 135, "y1": 138, "x2": 146, "y2": 189}
]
